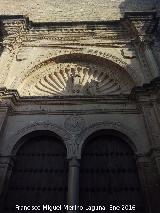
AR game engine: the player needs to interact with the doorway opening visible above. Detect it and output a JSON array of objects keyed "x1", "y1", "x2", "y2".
[
  {"x1": 80, "y1": 130, "x2": 146, "y2": 213},
  {"x1": 2, "y1": 131, "x2": 68, "y2": 212}
]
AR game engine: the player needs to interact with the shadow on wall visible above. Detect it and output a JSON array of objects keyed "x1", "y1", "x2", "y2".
[
  {"x1": 117, "y1": 2, "x2": 160, "y2": 213},
  {"x1": 119, "y1": 0, "x2": 156, "y2": 16},
  {"x1": 118, "y1": 0, "x2": 160, "y2": 84}
]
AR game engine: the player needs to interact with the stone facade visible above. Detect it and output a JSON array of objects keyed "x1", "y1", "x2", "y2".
[{"x1": 0, "y1": 1, "x2": 160, "y2": 213}]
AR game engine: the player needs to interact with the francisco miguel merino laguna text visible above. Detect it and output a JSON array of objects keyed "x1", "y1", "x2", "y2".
[
  {"x1": 16, "y1": 204, "x2": 106, "y2": 211},
  {"x1": 16, "y1": 204, "x2": 136, "y2": 211}
]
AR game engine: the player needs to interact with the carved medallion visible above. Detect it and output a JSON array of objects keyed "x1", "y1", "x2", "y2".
[{"x1": 64, "y1": 115, "x2": 85, "y2": 133}]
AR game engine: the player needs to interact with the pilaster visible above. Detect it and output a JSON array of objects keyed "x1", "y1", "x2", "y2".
[
  {"x1": 136, "y1": 154, "x2": 160, "y2": 213},
  {"x1": 140, "y1": 40, "x2": 160, "y2": 78},
  {"x1": 131, "y1": 78, "x2": 160, "y2": 174},
  {"x1": 0, "y1": 87, "x2": 20, "y2": 144}
]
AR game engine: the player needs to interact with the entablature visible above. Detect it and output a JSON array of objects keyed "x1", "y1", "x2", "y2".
[{"x1": 0, "y1": 12, "x2": 158, "y2": 48}]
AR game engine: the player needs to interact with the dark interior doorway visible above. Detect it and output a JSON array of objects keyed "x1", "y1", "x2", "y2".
[
  {"x1": 2, "y1": 131, "x2": 68, "y2": 212},
  {"x1": 80, "y1": 131, "x2": 146, "y2": 213}
]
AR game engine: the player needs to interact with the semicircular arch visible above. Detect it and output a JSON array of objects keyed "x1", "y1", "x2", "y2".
[
  {"x1": 12, "y1": 52, "x2": 141, "y2": 96},
  {"x1": 76, "y1": 121, "x2": 139, "y2": 159},
  {"x1": 4, "y1": 122, "x2": 73, "y2": 158}
]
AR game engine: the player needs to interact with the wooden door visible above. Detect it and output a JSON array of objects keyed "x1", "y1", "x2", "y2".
[
  {"x1": 80, "y1": 134, "x2": 146, "y2": 213},
  {"x1": 2, "y1": 134, "x2": 67, "y2": 212}
]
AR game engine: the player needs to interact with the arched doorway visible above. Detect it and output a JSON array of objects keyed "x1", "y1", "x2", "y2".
[
  {"x1": 2, "y1": 131, "x2": 68, "y2": 212},
  {"x1": 80, "y1": 130, "x2": 146, "y2": 213}
]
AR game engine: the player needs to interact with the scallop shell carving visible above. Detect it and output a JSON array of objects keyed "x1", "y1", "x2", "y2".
[{"x1": 20, "y1": 62, "x2": 135, "y2": 96}]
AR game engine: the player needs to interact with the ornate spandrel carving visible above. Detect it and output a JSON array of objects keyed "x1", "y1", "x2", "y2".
[{"x1": 64, "y1": 115, "x2": 86, "y2": 134}]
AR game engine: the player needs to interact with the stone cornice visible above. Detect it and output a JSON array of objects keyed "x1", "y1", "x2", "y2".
[
  {"x1": 0, "y1": 79, "x2": 159, "y2": 108},
  {"x1": 0, "y1": 87, "x2": 140, "y2": 115},
  {"x1": 0, "y1": 87, "x2": 138, "y2": 116},
  {"x1": 0, "y1": 87, "x2": 132, "y2": 104}
]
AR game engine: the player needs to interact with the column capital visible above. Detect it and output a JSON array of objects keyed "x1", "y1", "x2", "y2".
[{"x1": 68, "y1": 158, "x2": 80, "y2": 167}]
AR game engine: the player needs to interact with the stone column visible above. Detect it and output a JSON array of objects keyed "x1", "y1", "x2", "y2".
[
  {"x1": 67, "y1": 158, "x2": 80, "y2": 213},
  {"x1": 143, "y1": 43, "x2": 160, "y2": 78}
]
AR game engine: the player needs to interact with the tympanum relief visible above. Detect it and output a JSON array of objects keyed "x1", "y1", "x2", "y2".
[{"x1": 18, "y1": 60, "x2": 135, "y2": 96}]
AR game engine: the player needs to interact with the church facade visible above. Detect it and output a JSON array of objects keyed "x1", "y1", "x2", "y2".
[{"x1": 0, "y1": 1, "x2": 160, "y2": 212}]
